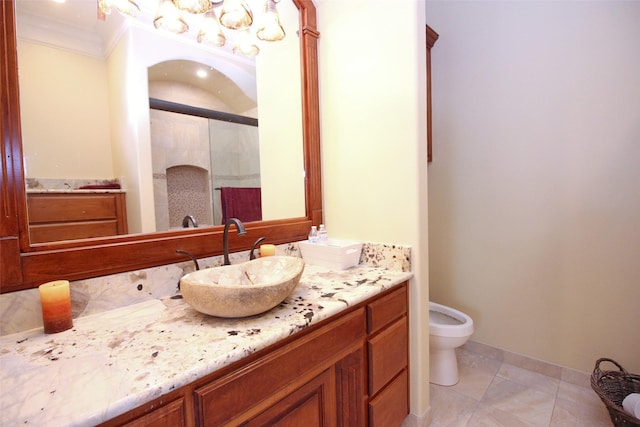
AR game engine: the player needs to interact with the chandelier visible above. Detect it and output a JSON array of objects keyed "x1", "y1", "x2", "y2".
[{"x1": 98, "y1": 0, "x2": 286, "y2": 57}]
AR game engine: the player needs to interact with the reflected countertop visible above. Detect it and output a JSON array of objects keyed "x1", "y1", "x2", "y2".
[
  {"x1": 26, "y1": 189, "x2": 125, "y2": 194},
  {"x1": 0, "y1": 264, "x2": 412, "y2": 427}
]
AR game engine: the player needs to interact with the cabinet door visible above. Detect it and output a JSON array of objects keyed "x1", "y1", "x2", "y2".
[
  {"x1": 335, "y1": 348, "x2": 366, "y2": 426},
  {"x1": 194, "y1": 310, "x2": 364, "y2": 426},
  {"x1": 122, "y1": 398, "x2": 187, "y2": 427},
  {"x1": 241, "y1": 368, "x2": 336, "y2": 427}
]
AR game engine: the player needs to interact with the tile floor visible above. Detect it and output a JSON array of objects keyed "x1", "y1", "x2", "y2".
[{"x1": 429, "y1": 341, "x2": 614, "y2": 426}]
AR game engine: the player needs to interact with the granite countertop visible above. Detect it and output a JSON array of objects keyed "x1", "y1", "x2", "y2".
[
  {"x1": 26, "y1": 189, "x2": 125, "y2": 194},
  {"x1": 0, "y1": 264, "x2": 412, "y2": 427}
]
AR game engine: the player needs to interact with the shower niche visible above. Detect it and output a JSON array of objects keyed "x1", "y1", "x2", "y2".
[{"x1": 151, "y1": 108, "x2": 261, "y2": 230}]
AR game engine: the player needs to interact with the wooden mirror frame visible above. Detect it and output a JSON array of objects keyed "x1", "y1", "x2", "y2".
[{"x1": 0, "y1": 0, "x2": 322, "y2": 293}]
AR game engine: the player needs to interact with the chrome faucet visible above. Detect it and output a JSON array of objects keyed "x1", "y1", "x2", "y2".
[
  {"x1": 182, "y1": 215, "x2": 198, "y2": 228},
  {"x1": 223, "y1": 218, "x2": 246, "y2": 265}
]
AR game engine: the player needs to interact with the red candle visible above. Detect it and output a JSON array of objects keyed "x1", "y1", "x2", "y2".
[{"x1": 39, "y1": 280, "x2": 73, "y2": 334}]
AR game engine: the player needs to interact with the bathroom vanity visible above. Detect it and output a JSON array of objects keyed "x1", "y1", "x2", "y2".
[
  {"x1": 0, "y1": 265, "x2": 411, "y2": 427},
  {"x1": 26, "y1": 191, "x2": 128, "y2": 243}
]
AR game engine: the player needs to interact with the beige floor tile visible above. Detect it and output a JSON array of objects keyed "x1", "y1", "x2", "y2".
[
  {"x1": 468, "y1": 403, "x2": 535, "y2": 427},
  {"x1": 451, "y1": 349, "x2": 503, "y2": 400},
  {"x1": 429, "y1": 343, "x2": 614, "y2": 427},
  {"x1": 496, "y1": 363, "x2": 560, "y2": 396},
  {"x1": 550, "y1": 381, "x2": 612, "y2": 427},
  {"x1": 429, "y1": 384, "x2": 479, "y2": 427},
  {"x1": 481, "y1": 377, "x2": 556, "y2": 426}
]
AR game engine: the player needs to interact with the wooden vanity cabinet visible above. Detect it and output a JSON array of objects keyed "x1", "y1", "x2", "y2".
[
  {"x1": 194, "y1": 309, "x2": 366, "y2": 426},
  {"x1": 100, "y1": 282, "x2": 409, "y2": 427},
  {"x1": 26, "y1": 192, "x2": 128, "y2": 243},
  {"x1": 366, "y1": 285, "x2": 409, "y2": 426}
]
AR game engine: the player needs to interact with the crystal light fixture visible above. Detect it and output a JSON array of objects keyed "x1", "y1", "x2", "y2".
[
  {"x1": 233, "y1": 28, "x2": 259, "y2": 57},
  {"x1": 154, "y1": 0, "x2": 189, "y2": 34},
  {"x1": 173, "y1": 0, "x2": 212, "y2": 14},
  {"x1": 219, "y1": 0, "x2": 253, "y2": 30},
  {"x1": 256, "y1": 0, "x2": 284, "y2": 42},
  {"x1": 197, "y1": 10, "x2": 227, "y2": 47},
  {"x1": 98, "y1": 0, "x2": 140, "y2": 17},
  {"x1": 100, "y1": 0, "x2": 287, "y2": 56}
]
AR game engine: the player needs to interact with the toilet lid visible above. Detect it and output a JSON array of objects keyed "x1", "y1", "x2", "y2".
[{"x1": 430, "y1": 310, "x2": 462, "y2": 325}]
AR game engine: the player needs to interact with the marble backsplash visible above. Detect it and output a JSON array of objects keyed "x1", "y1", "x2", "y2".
[{"x1": 0, "y1": 241, "x2": 411, "y2": 336}]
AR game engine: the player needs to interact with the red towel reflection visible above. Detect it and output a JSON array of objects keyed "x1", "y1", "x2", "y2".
[{"x1": 220, "y1": 187, "x2": 262, "y2": 224}]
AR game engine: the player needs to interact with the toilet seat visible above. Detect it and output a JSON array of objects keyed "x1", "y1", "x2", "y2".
[{"x1": 429, "y1": 301, "x2": 474, "y2": 337}]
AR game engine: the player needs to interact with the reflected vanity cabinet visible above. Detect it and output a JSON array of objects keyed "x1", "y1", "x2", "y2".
[
  {"x1": 99, "y1": 283, "x2": 409, "y2": 427},
  {"x1": 26, "y1": 192, "x2": 128, "y2": 243}
]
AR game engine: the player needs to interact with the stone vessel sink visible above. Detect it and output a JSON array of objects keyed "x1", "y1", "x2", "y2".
[{"x1": 180, "y1": 256, "x2": 305, "y2": 318}]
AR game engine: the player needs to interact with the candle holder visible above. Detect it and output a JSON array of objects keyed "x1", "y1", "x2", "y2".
[{"x1": 39, "y1": 280, "x2": 73, "y2": 334}]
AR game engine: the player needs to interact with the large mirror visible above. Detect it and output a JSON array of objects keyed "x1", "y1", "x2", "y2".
[
  {"x1": 0, "y1": 0, "x2": 321, "y2": 292},
  {"x1": 16, "y1": 0, "x2": 304, "y2": 241}
]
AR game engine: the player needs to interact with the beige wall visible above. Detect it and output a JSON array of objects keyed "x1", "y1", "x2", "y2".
[
  {"x1": 18, "y1": 41, "x2": 114, "y2": 179},
  {"x1": 318, "y1": 0, "x2": 430, "y2": 418},
  {"x1": 257, "y1": 0, "x2": 305, "y2": 221},
  {"x1": 428, "y1": 1, "x2": 640, "y2": 373}
]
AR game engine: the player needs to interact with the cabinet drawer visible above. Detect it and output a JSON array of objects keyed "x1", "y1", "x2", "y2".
[
  {"x1": 26, "y1": 192, "x2": 128, "y2": 243},
  {"x1": 29, "y1": 220, "x2": 120, "y2": 242},
  {"x1": 368, "y1": 315, "x2": 408, "y2": 396},
  {"x1": 194, "y1": 309, "x2": 365, "y2": 426},
  {"x1": 367, "y1": 284, "x2": 407, "y2": 334},
  {"x1": 368, "y1": 369, "x2": 408, "y2": 427},
  {"x1": 27, "y1": 194, "x2": 120, "y2": 223}
]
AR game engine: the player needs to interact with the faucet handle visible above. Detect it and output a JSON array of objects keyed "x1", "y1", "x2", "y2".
[{"x1": 250, "y1": 237, "x2": 266, "y2": 260}]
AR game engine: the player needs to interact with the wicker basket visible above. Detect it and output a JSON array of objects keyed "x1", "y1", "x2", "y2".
[{"x1": 591, "y1": 358, "x2": 640, "y2": 427}]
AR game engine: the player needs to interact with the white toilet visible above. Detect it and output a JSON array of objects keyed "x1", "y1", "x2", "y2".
[{"x1": 429, "y1": 301, "x2": 474, "y2": 386}]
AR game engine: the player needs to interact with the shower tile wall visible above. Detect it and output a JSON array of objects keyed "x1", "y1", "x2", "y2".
[
  {"x1": 209, "y1": 120, "x2": 261, "y2": 225},
  {"x1": 150, "y1": 109, "x2": 211, "y2": 230},
  {"x1": 149, "y1": 80, "x2": 260, "y2": 229},
  {"x1": 149, "y1": 79, "x2": 226, "y2": 230}
]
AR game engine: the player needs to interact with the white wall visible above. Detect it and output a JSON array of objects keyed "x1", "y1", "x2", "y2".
[
  {"x1": 318, "y1": 0, "x2": 430, "y2": 419},
  {"x1": 428, "y1": 0, "x2": 640, "y2": 373}
]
